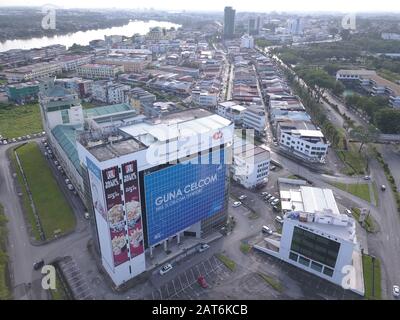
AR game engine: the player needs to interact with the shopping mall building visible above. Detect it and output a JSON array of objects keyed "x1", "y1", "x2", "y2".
[{"x1": 39, "y1": 79, "x2": 235, "y2": 286}]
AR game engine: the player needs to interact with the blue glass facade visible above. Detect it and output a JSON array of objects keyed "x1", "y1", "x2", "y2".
[{"x1": 144, "y1": 150, "x2": 226, "y2": 246}]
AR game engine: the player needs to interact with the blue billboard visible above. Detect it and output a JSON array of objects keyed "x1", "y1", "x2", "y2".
[{"x1": 144, "y1": 150, "x2": 226, "y2": 246}]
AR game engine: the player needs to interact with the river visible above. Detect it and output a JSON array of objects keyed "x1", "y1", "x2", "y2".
[{"x1": 0, "y1": 20, "x2": 180, "y2": 53}]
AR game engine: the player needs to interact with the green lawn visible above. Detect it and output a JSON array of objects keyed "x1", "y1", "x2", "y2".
[
  {"x1": 362, "y1": 255, "x2": 382, "y2": 300},
  {"x1": 240, "y1": 243, "x2": 251, "y2": 254},
  {"x1": 14, "y1": 142, "x2": 76, "y2": 240},
  {"x1": 0, "y1": 204, "x2": 12, "y2": 300},
  {"x1": 216, "y1": 254, "x2": 236, "y2": 272},
  {"x1": 336, "y1": 142, "x2": 367, "y2": 176},
  {"x1": 0, "y1": 103, "x2": 43, "y2": 139},
  {"x1": 351, "y1": 208, "x2": 376, "y2": 233},
  {"x1": 332, "y1": 182, "x2": 371, "y2": 203}
]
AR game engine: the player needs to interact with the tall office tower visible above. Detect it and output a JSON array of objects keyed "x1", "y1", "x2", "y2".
[
  {"x1": 224, "y1": 6, "x2": 236, "y2": 39},
  {"x1": 248, "y1": 18, "x2": 256, "y2": 35},
  {"x1": 256, "y1": 16, "x2": 262, "y2": 34}
]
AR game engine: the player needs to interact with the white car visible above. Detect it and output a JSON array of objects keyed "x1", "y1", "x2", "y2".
[
  {"x1": 275, "y1": 216, "x2": 284, "y2": 224},
  {"x1": 364, "y1": 176, "x2": 371, "y2": 181},
  {"x1": 238, "y1": 195, "x2": 247, "y2": 201},
  {"x1": 262, "y1": 226, "x2": 273, "y2": 235},
  {"x1": 232, "y1": 201, "x2": 242, "y2": 208},
  {"x1": 159, "y1": 263, "x2": 173, "y2": 276},
  {"x1": 67, "y1": 184, "x2": 74, "y2": 191},
  {"x1": 393, "y1": 285, "x2": 400, "y2": 297},
  {"x1": 84, "y1": 212, "x2": 90, "y2": 220},
  {"x1": 197, "y1": 244, "x2": 210, "y2": 253}
]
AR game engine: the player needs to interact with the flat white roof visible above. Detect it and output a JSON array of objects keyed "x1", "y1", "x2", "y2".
[
  {"x1": 300, "y1": 186, "x2": 340, "y2": 215},
  {"x1": 120, "y1": 114, "x2": 231, "y2": 142},
  {"x1": 293, "y1": 130, "x2": 324, "y2": 138}
]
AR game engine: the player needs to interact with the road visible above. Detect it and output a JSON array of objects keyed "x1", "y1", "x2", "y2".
[{"x1": 0, "y1": 141, "x2": 91, "y2": 300}]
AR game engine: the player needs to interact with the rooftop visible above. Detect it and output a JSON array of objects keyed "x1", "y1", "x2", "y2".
[{"x1": 84, "y1": 103, "x2": 133, "y2": 118}]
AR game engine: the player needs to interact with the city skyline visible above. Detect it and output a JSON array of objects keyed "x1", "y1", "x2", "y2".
[{"x1": 1, "y1": 0, "x2": 400, "y2": 13}]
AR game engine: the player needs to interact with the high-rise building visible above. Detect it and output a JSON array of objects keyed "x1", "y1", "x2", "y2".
[
  {"x1": 224, "y1": 6, "x2": 236, "y2": 39},
  {"x1": 256, "y1": 16, "x2": 262, "y2": 34},
  {"x1": 248, "y1": 18, "x2": 256, "y2": 35}
]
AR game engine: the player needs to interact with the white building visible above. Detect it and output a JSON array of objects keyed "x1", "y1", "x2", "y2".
[
  {"x1": 57, "y1": 55, "x2": 93, "y2": 72},
  {"x1": 77, "y1": 64, "x2": 124, "y2": 79},
  {"x1": 76, "y1": 109, "x2": 234, "y2": 286},
  {"x1": 191, "y1": 89, "x2": 218, "y2": 108},
  {"x1": 255, "y1": 180, "x2": 364, "y2": 296},
  {"x1": 242, "y1": 105, "x2": 266, "y2": 135},
  {"x1": 3, "y1": 62, "x2": 62, "y2": 82},
  {"x1": 277, "y1": 121, "x2": 329, "y2": 163},
  {"x1": 92, "y1": 81, "x2": 130, "y2": 105},
  {"x1": 232, "y1": 135, "x2": 270, "y2": 189},
  {"x1": 217, "y1": 101, "x2": 247, "y2": 125},
  {"x1": 240, "y1": 34, "x2": 255, "y2": 49}
]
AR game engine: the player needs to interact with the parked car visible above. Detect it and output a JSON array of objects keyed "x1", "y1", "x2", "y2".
[
  {"x1": 271, "y1": 199, "x2": 280, "y2": 206},
  {"x1": 197, "y1": 243, "x2": 210, "y2": 253},
  {"x1": 238, "y1": 195, "x2": 247, "y2": 201},
  {"x1": 261, "y1": 192, "x2": 269, "y2": 196},
  {"x1": 393, "y1": 285, "x2": 400, "y2": 297},
  {"x1": 270, "y1": 165, "x2": 277, "y2": 171},
  {"x1": 159, "y1": 263, "x2": 173, "y2": 276},
  {"x1": 232, "y1": 201, "x2": 242, "y2": 208},
  {"x1": 268, "y1": 197, "x2": 277, "y2": 204},
  {"x1": 197, "y1": 276, "x2": 208, "y2": 289},
  {"x1": 84, "y1": 212, "x2": 90, "y2": 220},
  {"x1": 65, "y1": 179, "x2": 71, "y2": 185},
  {"x1": 67, "y1": 184, "x2": 74, "y2": 191},
  {"x1": 265, "y1": 194, "x2": 273, "y2": 200},
  {"x1": 364, "y1": 176, "x2": 371, "y2": 181},
  {"x1": 262, "y1": 226, "x2": 273, "y2": 235},
  {"x1": 275, "y1": 216, "x2": 284, "y2": 224},
  {"x1": 345, "y1": 209, "x2": 352, "y2": 216},
  {"x1": 381, "y1": 185, "x2": 387, "y2": 191},
  {"x1": 33, "y1": 260, "x2": 45, "y2": 271},
  {"x1": 57, "y1": 165, "x2": 62, "y2": 171},
  {"x1": 54, "y1": 161, "x2": 59, "y2": 166},
  {"x1": 272, "y1": 205, "x2": 280, "y2": 212}
]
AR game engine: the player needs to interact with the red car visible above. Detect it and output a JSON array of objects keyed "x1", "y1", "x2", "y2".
[{"x1": 198, "y1": 276, "x2": 208, "y2": 289}]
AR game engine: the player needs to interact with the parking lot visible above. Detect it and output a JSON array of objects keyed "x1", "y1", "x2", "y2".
[
  {"x1": 57, "y1": 256, "x2": 94, "y2": 300},
  {"x1": 145, "y1": 255, "x2": 233, "y2": 300}
]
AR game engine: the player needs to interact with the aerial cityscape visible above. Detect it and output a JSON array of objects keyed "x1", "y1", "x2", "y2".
[{"x1": 1, "y1": 1, "x2": 400, "y2": 305}]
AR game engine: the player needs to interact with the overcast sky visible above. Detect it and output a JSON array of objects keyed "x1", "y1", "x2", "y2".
[{"x1": 0, "y1": 0, "x2": 399, "y2": 13}]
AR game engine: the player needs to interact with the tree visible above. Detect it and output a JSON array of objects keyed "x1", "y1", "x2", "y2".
[
  {"x1": 374, "y1": 109, "x2": 400, "y2": 134},
  {"x1": 350, "y1": 125, "x2": 380, "y2": 153}
]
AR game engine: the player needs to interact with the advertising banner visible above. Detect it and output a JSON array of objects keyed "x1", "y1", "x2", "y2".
[
  {"x1": 122, "y1": 161, "x2": 144, "y2": 258},
  {"x1": 86, "y1": 157, "x2": 107, "y2": 221},
  {"x1": 102, "y1": 166, "x2": 129, "y2": 267},
  {"x1": 144, "y1": 150, "x2": 226, "y2": 246}
]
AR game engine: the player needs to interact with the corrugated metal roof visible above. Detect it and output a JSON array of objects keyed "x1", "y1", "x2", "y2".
[
  {"x1": 84, "y1": 103, "x2": 132, "y2": 118},
  {"x1": 51, "y1": 125, "x2": 81, "y2": 175}
]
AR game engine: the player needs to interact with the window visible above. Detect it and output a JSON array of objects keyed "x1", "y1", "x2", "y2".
[
  {"x1": 311, "y1": 261, "x2": 323, "y2": 273},
  {"x1": 61, "y1": 110, "x2": 70, "y2": 124},
  {"x1": 298, "y1": 256, "x2": 310, "y2": 267},
  {"x1": 290, "y1": 227, "x2": 340, "y2": 268},
  {"x1": 289, "y1": 252, "x2": 298, "y2": 262},
  {"x1": 323, "y1": 267, "x2": 334, "y2": 277}
]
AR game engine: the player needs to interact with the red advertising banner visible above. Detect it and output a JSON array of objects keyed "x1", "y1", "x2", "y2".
[
  {"x1": 122, "y1": 161, "x2": 144, "y2": 258},
  {"x1": 102, "y1": 166, "x2": 129, "y2": 267}
]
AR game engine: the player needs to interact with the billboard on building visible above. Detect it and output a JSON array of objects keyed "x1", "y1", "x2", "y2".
[
  {"x1": 87, "y1": 157, "x2": 107, "y2": 220},
  {"x1": 102, "y1": 166, "x2": 129, "y2": 267},
  {"x1": 122, "y1": 161, "x2": 144, "y2": 258},
  {"x1": 144, "y1": 150, "x2": 226, "y2": 246}
]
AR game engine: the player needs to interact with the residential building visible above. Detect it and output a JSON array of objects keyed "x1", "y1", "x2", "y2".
[
  {"x1": 142, "y1": 101, "x2": 180, "y2": 118},
  {"x1": 232, "y1": 135, "x2": 270, "y2": 189},
  {"x1": 191, "y1": 89, "x2": 218, "y2": 108},
  {"x1": 242, "y1": 105, "x2": 266, "y2": 135},
  {"x1": 217, "y1": 101, "x2": 247, "y2": 125},
  {"x1": 6, "y1": 81, "x2": 40, "y2": 104},
  {"x1": 241, "y1": 35, "x2": 255, "y2": 49},
  {"x1": 92, "y1": 81, "x2": 130, "y2": 104},
  {"x1": 55, "y1": 77, "x2": 93, "y2": 99},
  {"x1": 3, "y1": 62, "x2": 62, "y2": 82},
  {"x1": 277, "y1": 121, "x2": 329, "y2": 163},
  {"x1": 129, "y1": 87, "x2": 157, "y2": 113},
  {"x1": 95, "y1": 57, "x2": 149, "y2": 73},
  {"x1": 57, "y1": 55, "x2": 93, "y2": 72},
  {"x1": 77, "y1": 64, "x2": 124, "y2": 79}
]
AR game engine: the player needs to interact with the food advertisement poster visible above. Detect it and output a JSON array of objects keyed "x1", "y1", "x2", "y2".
[
  {"x1": 102, "y1": 166, "x2": 129, "y2": 267},
  {"x1": 122, "y1": 161, "x2": 144, "y2": 258}
]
